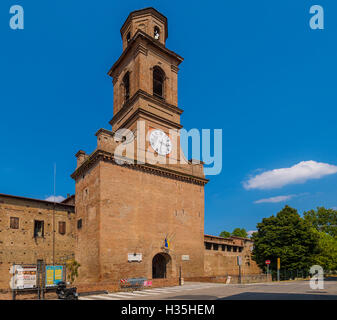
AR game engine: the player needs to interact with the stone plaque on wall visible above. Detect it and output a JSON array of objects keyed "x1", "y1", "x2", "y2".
[
  {"x1": 128, "y1": 253, "x2": 142, "y2": 262},
  {"x1": 182, "y1": 255, "x2": 190, "y2": 261}
]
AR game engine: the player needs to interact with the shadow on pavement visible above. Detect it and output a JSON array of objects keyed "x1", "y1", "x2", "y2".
[
  {"x1": 218, "y1": 292, "x2": 337, "y2": 300},
  {"x1": 165, "y1": 295, "x2": 218, "y2": 300}
]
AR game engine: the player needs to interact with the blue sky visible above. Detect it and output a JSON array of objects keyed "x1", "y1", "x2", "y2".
[{"x1": 0, "y1": 0, "x2": 337, "y2": 236}]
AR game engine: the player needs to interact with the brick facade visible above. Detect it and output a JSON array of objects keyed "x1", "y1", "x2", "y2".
[
  {"x1": 0, "y1": 7, "x2": 262, "y2": 294},
  {"x1": 71, "y1": 7, "x2": 209, "y2": 285},
  {"x1": 203, "y1": 235, "x2": 261, "y2": 276},
  {"x1": 0, "y1": 194, "x2": 75, "y2": 290}
]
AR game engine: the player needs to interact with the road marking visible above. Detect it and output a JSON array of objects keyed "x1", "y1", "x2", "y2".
[
  {"x1": 106, "y1": 293, "x2": 138, "y2": 299},
  {"x1": 89, "y1": 295, "x2": 118, "y2": 300},
  {"x1": 80, "y1": 283, "x2": 229, "y2": 300},
  {"x1": 130, "y1": 291, "x2": 159, "y2": 295},
  {"x1": 116, "y1": 291, "x2": 151, "y2": 296}
]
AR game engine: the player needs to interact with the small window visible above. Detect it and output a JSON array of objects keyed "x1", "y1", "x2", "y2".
[
  {"x1": 122, "y1": 72, "x2": 130, "y2": 102},
  {"x1": 126, "y1": 32, "x2": 131, "y2": 43},
  {"x1": 59, "y1": 221, "x2": 66, "y2": 235},
  {"x1": 153, "y1": 66, "x2": 165, "y2": 98},
  {"x1": 227, "y1": 245, "x2": 232, "y2": 252},
  {"x1": 154, "y1": 26, "x2": 160, "y2": 40},
  {"x1": 221, "y1": 245, "x2": 226, "y2": 251},
  {"x1": 233, "y1": 246, "x2": 237, "y2": 252},
  {"x1": 213, "y1": 244, "x2": 219, "y2": 251},
  {"x1": 205, "y1": 242, "x2": 212, "y2": 250},
  {"x1": 77, "y1": 219, "x2": 82, "y2": 229},
  {"x1": 239, "y1": 247, "x2": 243, "y2": 252},
  {"x1": 10, "y1": 217, "x2": 19, "y2": 229},
  {"x1": 34, "y1": 220, "x2": 44, "y2": 238}
]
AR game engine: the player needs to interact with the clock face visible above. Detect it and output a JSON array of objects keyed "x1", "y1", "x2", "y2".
[{"x1": 150, "y1": 130, "x2": 172, "y2": 155}]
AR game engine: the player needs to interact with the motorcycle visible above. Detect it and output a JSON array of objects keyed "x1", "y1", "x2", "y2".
[{"x1": 56, "y1": 281, "x2": 78, "y2": 300}]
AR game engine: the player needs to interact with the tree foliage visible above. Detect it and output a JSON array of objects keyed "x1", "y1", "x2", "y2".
[
  {"x1": 219, "y1": 228, "x2": 248, "y2": 238},
  {"x1": 66, "y1": 259, "x2": 81, "y2": 283},
  {"x1": 311, "y1": 229, "x2": 337, "y2": 271},
  {"x1": 231, "y1": 228, "x2": 248, "y2": 238},
  {"x1": 303, "y1": 207, "x2": 337, "y2": 238},
  {"x1": 252, "y1": 205, "x2": 319, "y2": 271},
  {"x1": 219, "y1": 230, "x2": 231, "y2": 238}
]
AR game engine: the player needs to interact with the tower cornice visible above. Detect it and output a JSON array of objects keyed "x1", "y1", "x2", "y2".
[
  {"x1": 120, "y1": 7, "x2": 169, "y2": 41},
  {"x1": 109, "y1": 89, "x2": 183, "y2": 128},
  {"x1": 108, "y1": 30, "x2": 183, "y2": 78},
  {"x1": 71, "y1": 149, "x2": 209, "y2": 186}
]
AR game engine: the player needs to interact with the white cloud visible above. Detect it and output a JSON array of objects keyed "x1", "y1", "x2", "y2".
[
  {"x1": 254, "y1": 194, "x2": 295, "y2": 204},
  {"x1": 247, "y1": 230, "x2": 257, "y2": 237},
  {"x1": 45, "y1": 195, "x2": 65, "y2": 203},
  {"x1": 243, "y1": 161, "x2": 337, "y2": 190}
]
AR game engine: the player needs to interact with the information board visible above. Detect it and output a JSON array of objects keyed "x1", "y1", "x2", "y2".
[
  {"x1": 10, "y1": 265, "x2": 37, "y2": 289},
  {"x1": 45, "y1": 266, "x2": 64, "y2": 287}
]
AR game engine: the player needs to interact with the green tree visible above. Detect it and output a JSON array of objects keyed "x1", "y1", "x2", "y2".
[
  {"x1": 66, "y1": 259, "x2": 81, "y2": 284},
  {"x1": 312, "y1": 229, "x2": 337, "y2": 271},
  {"x1": 219, "y1": 230, "x2": 231, "y2": 238},
  {"x1": 252, "y1": 205, "x2": 319, "y2": 271},
  {"x1": 231, "y1": 228, "x2": 248, "y2": 238},
  {"x1": 303, "y1": 207, "x2": 337, "y2": 238}
]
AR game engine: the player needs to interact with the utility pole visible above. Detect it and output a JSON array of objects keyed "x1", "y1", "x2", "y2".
[{"x1": 52, "y1": 163, "x2": 56, "y2": 266}]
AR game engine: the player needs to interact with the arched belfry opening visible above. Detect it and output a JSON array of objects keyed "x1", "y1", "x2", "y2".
[{"x1": 152, "y1": 253, "x2": 171, "y2": 279}]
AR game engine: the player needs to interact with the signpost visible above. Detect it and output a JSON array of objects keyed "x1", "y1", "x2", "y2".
[
  {"x1": 237, "y1": 256, "x2": 242, "y2": 284},
  {"x1": 265, "y1": 260, "x2": 271, "y2": 275},
  {"x1": 277, "y1": 258, "x2": 280, "y2": 281}
]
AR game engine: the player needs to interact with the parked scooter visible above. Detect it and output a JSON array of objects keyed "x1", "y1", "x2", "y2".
[{"x1": 56, "y1": 281, "x2": 78, "y2": 300}]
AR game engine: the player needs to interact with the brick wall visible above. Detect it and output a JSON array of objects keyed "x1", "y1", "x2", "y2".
[
  {"x1": 203, "y1": 235, "x2": 262, "y2": 276},
  {"x1": 0, "y1": 195, "x2": 75, "y2": 290}
]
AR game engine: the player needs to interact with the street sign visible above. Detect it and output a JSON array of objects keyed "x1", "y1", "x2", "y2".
[
  {"x1": 265, "y1": 260, "x2": 271, "y2": 265},
  {"x1": 277, "y1": 258, "x2": 280, "y2": 269},
  {"x1": 237, "y1": 256, "x2": 242, "y2": 266}
]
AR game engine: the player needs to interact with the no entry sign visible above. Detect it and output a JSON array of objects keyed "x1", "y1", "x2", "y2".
[{"x1": 265, "y1": 260, "x2": 271, "y2": 265}]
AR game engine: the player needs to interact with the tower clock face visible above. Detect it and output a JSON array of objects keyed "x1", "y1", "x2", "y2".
[{"x1": 150, "y1": 130, "x2": 172, "y2": 155}]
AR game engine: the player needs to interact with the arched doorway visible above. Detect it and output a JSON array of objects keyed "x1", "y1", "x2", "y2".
[{"x1": 152, "y1": 253, "x2": 170, "y2": 279}]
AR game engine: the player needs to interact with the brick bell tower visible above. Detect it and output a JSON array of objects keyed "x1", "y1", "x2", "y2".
[{"x1": 72, "y1": 8, "x2": 208, "y2": 285}]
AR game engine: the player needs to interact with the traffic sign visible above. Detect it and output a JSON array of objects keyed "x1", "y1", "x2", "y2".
[{"x1": 265, "y1": 260, "x2": 271, "y2": 265}]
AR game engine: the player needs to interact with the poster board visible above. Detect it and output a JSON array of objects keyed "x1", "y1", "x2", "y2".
[
  {"x1": 10, "y1": 265, "x2": 37, "y2": 289},
  {"x1": 45, "y1": 266, "x2": 64, "y2": 287}
]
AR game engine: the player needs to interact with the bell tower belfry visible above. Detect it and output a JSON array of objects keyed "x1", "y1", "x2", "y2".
[
  {"x1": 108, "y1": 7, "x2": 184, "y2": 139},
  {"x1": 72, "y1": 8, "x2": 208, "y2": 285}
]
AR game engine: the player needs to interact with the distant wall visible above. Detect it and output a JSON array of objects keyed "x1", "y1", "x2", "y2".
[{"x1": 203, "y1": 235, "x2": 261, "y2": 276}]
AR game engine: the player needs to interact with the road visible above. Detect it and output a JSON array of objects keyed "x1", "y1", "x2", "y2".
[{"x1": 79, "y1": 278, "x2": 337, "y2": 300}]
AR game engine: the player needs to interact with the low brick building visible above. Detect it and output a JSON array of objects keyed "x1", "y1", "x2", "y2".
[
  {"x1": 203, "y1": 235, "x2": 260, "y2": 276},
  {"x1": 0, "y1": 192, "x2": 261, "y2": 291},
  {"x1": 0, "y1": 194, "x2": 76, "y2": 290}
]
